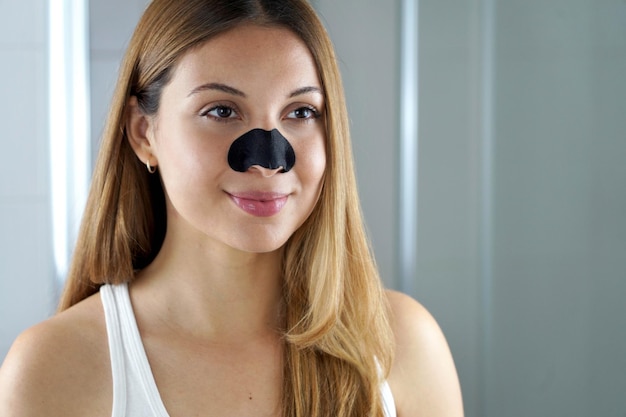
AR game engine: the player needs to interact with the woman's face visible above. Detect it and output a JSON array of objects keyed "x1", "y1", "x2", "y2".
[{"x1": 132, "y1": 24, "x2": 326, "y2": 254}]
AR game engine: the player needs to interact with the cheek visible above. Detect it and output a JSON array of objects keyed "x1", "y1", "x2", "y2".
[
  {"x1": 154, "y1": 130, "x2": 232, "y2": 202},
  {"x1": 297, "y1": 138, "x2": 326, "y2": 186},
  {"x1": 157, "y1": 124, "x2": 229, "y2": 171}
]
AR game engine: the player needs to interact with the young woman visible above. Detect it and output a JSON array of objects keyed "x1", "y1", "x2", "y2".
[{"x1": 0, "y1": 1, "x2": 463, "y2": 416}]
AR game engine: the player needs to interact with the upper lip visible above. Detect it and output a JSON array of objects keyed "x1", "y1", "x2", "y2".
[{"x1": 227, "y1": 191, "x2": 289, "y2": 201}]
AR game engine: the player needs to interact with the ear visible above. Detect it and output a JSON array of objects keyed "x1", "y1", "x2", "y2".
[{"x1": 126, "y1": 96, "x2": 157, "y2": 168}]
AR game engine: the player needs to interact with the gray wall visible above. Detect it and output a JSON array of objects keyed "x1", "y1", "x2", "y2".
[
  {"x1": 417, "y1": 0, "x2": 483, "y2": 413},
  {"x1": 487, "y1": 1, "x2": 626, "y2": 415},
  {"x1": 314, "y1": 1, "x2": 399, "y2": 288},
  {"x1": 417, "y1": 0, "x2": 626, "y2": 416},
  {"x1": 0, "y1": 0, "x2": 56, "y2": 360}
]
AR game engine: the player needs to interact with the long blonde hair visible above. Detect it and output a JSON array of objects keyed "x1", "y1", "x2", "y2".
[{"x1": 60, "y1": 0, "x2": 394, "y2": 415}]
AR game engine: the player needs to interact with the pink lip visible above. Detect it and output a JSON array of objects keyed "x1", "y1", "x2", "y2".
[{"x1": 228, "y1": 191, "x2": 289, "y2": 217}]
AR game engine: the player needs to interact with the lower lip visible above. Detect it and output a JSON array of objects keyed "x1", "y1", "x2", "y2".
[{"x1": 229, "y1": 194, "x2": 288, "y2": 217}]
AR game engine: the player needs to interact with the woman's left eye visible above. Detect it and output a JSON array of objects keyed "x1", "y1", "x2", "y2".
[{"x1": 287, "y1": 106, "x2": 320, "y2": 120}]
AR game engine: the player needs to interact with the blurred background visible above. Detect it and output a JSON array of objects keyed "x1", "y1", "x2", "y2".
[{"x1": 1, "y1": 0, "x2": 624, "y2": 416}]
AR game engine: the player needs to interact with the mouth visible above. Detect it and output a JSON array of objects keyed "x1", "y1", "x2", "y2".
[{"x1": 227, "y1": 191, "x2": 289, "y2": 217}]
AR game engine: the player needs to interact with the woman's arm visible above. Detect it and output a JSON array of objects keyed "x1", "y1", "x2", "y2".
[{"x1": 386, "y1": 290, "x2": 464, "y2": 417}]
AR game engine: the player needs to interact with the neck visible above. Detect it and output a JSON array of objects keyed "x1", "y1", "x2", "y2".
[{"x1": 131, "y1": 231, "x2": 285, "y2": 344}]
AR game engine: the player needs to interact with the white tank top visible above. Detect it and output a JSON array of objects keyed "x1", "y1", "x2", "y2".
[{"x1": 101, "y1": 283, "x2": 396, "y2": 417}]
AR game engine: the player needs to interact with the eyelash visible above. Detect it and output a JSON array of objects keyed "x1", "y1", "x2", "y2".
[
  {"x1": 287, "y1": 105, "x2": 321, "y2": 121},
  {"x1": 201, "y1": 104, "x2": 239, "y2": 122},
  {"x1": 200, "y1": 104, "x2": 322, "y2": 123}
]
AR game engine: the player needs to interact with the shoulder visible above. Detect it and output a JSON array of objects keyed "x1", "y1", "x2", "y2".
[
  {"x1": 385, "y1": 290, "x2": 464, "y2": 417},
  {"x1": 0, "y1": 293, "x2": 111, "y2": 417}
]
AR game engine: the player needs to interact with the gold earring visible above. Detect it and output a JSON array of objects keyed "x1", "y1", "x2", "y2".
[{"x1": 146, "y1": 159, "x2": 157, "y2": 174}]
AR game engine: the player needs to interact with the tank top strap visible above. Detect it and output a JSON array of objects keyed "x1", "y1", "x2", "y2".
[
  {"x1": 100, "y1": 283, "x2": 170, "y2": 417},
  {"x1": 100, "y1": 284, "x2": 128, "y2": 415},
  {"x1": 380, "y1": 378, "x2": 397, "y2": 417}
]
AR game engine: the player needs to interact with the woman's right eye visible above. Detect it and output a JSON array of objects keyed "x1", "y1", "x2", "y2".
[{"x1": 202, "y1": 105, "x2": 238, "y2": 120}]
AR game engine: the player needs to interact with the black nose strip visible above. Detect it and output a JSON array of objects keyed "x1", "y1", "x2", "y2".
[{"x1": 228, "y1": 128, "x2": 296, "y2": 173}]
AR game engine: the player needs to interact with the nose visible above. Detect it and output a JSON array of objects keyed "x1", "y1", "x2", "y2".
[
  {"x1": 228, "y1": 128, "x2": 296, "y2": 173},
  {"x1": 247, "y1": 165, "x2": 283, "y2": 177}
]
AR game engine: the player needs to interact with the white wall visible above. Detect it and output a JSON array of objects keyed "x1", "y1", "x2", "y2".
[
  {"x1": 89, "y1": 0, "x2": 150, "y2": 160},
  {"x1": 0, "y1": 0, "x2": 55, "y2": 361}
]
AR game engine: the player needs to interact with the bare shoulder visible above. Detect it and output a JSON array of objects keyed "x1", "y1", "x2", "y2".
[
  {"x1": 0, "y1": 293, "x2": 111, "y2": 417},
  {"x1": 385, "y1": 290, "x2": 464, "y2": 417}
]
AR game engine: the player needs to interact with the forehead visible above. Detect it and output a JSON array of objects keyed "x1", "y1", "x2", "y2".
[{"x1": 169, "y1": 24, "x2": 321, "y2": 94}]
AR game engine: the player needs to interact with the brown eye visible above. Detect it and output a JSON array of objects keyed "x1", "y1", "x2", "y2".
[{"x1": 287, "y1": 106, "x2": 319, "y2": 120}]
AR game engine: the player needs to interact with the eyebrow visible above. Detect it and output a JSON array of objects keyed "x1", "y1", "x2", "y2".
[
  {"x1": 288, "y1": 86, "x2": 323, "y2": 98},
  {"x1": 188, "y1": 82, "x2": 246, "y2": 97},
  {"x1": 187, "y1": 82, "x2": 323, "y2": 99}
]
